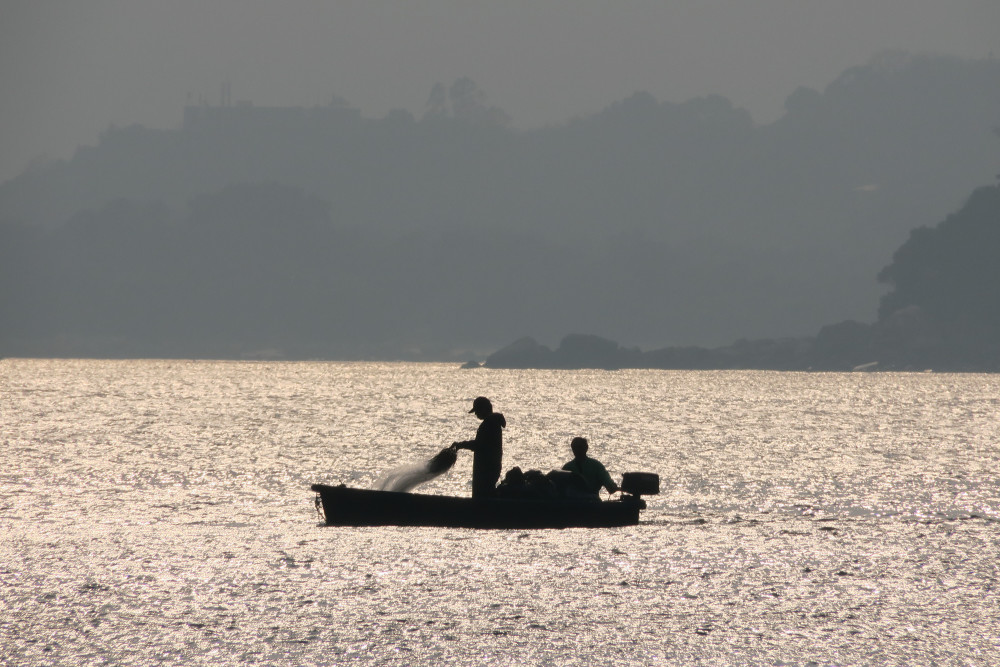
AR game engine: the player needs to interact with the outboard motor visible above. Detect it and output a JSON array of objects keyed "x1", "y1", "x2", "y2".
[
  {"x1": 620, "y1": 472, "x2": 659, "y2": 508},
  {"x1": 621, "y1": 472, "x2": 659, "y2": 496}
]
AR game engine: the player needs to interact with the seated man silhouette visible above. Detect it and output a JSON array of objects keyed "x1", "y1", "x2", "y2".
[{"x1": 561, "y1": 437, "x2": 620, "y2": 496}]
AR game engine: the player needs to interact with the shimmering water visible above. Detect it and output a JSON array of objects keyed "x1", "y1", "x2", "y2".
[{"x1": 2, "y1": 359, "x2": 999, "y2": 665}]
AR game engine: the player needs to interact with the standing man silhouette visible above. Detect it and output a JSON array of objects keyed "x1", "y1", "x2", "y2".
[{"x1": 453, "y1": 397, "x2": 506, "y2": 498}]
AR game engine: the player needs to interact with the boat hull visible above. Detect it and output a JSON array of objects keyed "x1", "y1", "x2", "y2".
[{"x1": 311, "y1": 484, "x2": 645, "y2": 529}]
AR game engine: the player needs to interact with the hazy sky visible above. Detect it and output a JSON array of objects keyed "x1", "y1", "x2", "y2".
[{"x1": 2, "y1": 1, "x2": 998, "y2": 183}]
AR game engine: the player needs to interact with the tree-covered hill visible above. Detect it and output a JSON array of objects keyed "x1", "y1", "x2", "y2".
[
  {"x1": 873, "y1": 182, "x2": 1000, "y2": 369},
  {"x1": 1, "y1": 54, "x2": 998, "y2": 360}
]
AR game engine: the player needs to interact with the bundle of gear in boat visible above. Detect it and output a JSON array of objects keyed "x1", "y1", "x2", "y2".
[{"x1": 495, "y1": 466, "x2": 659, "y2": 504}]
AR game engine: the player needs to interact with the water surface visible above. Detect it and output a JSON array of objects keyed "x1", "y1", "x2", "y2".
[{"x1": 2, "y1": 360, "x2": 998, "y2": 664}]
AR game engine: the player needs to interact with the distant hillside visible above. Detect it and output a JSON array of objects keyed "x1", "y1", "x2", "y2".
[
  {"x1": 1, "y1": 54, "x2": 998, "y2": 360},
  {"x1": 873, "y1": 182, "x2": 1000, "y2": 369},
  {"x1": 483, "y1": 183, "x2": 1000, "y2": 372}
]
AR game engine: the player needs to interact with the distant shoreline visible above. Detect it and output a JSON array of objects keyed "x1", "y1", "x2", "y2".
[
  {"x1": 3, "y1": 333, "x2": 996, "y2": 373},
  {"x1": 473, "y1": 330, "x2": 999, "y2": 373}
]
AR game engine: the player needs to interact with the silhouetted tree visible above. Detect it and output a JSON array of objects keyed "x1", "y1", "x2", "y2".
[
  {"x1": 424, "y1": 82, "x2": 449, "y2": 120},
  {"x1": 448, "y1": 77, "x2": 511, "y2": 127}
]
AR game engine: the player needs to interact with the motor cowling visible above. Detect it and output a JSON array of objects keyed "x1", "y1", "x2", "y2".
[{"x1": 621, "y1": 472, "x2": 659, "y2": 497}]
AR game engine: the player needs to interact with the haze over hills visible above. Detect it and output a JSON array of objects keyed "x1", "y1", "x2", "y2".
[
  {"x1": 483, "y1": 180, "x2": 1000, "y2": 372},
  {"x1": 1, "y1": 53, "x2": 998, "y2": 362}
]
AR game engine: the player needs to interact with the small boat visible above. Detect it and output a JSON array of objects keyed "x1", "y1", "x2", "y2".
[{"x1": 311, "y1": 472, "x2": 659, "y2": 529}]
